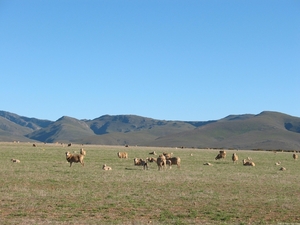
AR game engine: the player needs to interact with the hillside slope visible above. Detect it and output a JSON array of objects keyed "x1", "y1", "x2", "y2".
[
  {"x1": 51, "y1": 115, "x2": 198, "y2": 145},
  {"x1": 26, "y1": 116, "x2": 94, "y2": 143},
  {"x1": 150, "y1": 111, "x2": 300, "y2": 150},
  {"x1": 86, "y1": 114, "x2": 197, "y2": 134},
  {"x1": 1, "y1": 110, "x2": 300, "y2": 150},
  {"x1": 0, "y1": 111, "x2": 51, "y2": 130},
  {"x1": 0, "y1": 117, "x2": 34, "y2": 142}
]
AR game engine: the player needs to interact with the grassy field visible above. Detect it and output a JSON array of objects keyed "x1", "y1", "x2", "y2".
[{"x1": 0, "y1": 142, "x2": 299, "y2": 225}]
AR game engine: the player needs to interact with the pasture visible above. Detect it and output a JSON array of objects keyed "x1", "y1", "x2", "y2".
[{"x1": 0, "y1": 142, "x2": 299, "y2": 225}]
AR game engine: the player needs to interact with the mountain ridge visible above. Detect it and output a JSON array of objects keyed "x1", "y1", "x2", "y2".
[{"x1": 1, "y1": 110, "x2": 300, "y2": 150}]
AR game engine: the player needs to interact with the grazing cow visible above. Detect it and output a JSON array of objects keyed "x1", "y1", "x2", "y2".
[
  {"x1": 279, "y1": 167, "x2": 286, "y2": 171},
  {"x1": 80, "y1": 148, "x2": 86, "y2": 156},
  {"x1": 293, "y1": 153, "x2": 298, "y2": 160},
  {"x1": 33, "y1": 144, "x2": 36, "y2": 147},
  {"x1": 68, "y1": 143, "x2": 72, "y2": 147},
  {"x1": 156, "y1": 154, "x2": 166, "y2": 171},
  {"x1": 149, "y1": 151, "x2": 157, "y2": 155},
  {"x1": 232, "y1": 153, "x2": 238, "y2": 164},
  {"x1": 215, "y1": 151, "x2": 226, "y2": 160},
  {"x1": 65, "y1": 151, "x2": 85, "y2": 167},
  {"x1": 117, "y1": 152, "x2": 128, "y2": 159},
  {"x1": 102, "y1": 164, "x2": 112, "y2": 170},
  {"x1": 11, "y1": 158, "x2": 20, "y2": 163},
  {"x1": 133, "y1": 158, "x2": 148, "y2": 170},
  {"x1": 243, "y1": 159, "x2": 255, "y2": 166}
]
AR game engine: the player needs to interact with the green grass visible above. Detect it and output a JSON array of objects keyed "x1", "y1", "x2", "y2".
[{"x1": 0, "y1": 142, "x2": 300, "y2": 224}]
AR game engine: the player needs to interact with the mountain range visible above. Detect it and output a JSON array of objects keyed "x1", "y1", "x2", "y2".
[{"x1": 1, "y1": 110, "x2": 300, "y2": 150}]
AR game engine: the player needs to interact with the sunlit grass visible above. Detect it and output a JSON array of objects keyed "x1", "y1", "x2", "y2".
[{"x1": 0, "y1": 142, "x2": 299, "y2": 224}]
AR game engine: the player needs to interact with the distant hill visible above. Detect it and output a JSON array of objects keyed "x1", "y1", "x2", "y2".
[
  {"x1": 25, "y1": 116, "x2": 94, "y2": 143},
  {"x1": 0, "y1": 111, "x2": 51, "y2": 130},
  {"x1": 1, "y1": 110, "x2": 300, "y2": 150},
  {"x1": 0, "y1": 111, "x2": 52, "y2": 142},
  {"x1": 151, "y1": 111, "x2": 300, "y2": 150}
]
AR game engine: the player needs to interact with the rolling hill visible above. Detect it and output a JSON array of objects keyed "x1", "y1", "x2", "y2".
[
  {"x1": 0, "y1": 110, "x2": 300, "y2": 150},
  {"x1": 0, "y1": 111, "x2": 52, "y2": 142},
  {"x1": 151, "y1": 111, "x2": 300, "y2": 150},
  {"x1": 25, "y1": 116, "x2": 95, "y2": 143}
]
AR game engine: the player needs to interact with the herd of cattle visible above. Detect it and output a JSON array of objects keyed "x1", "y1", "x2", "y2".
[{"x1": 10, "y1": 146, "x2": 299, "y2": 171}]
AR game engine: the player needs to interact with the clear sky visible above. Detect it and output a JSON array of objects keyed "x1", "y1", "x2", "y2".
[{"x1": 1, "y1": 0, "x2": 299, "y2": 121}]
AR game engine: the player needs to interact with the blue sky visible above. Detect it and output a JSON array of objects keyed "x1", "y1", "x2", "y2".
[{"x1": 1, "y1": 0, "x2": 299, "y2": 121}]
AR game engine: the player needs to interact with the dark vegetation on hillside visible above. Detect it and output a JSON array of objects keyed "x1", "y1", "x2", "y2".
[{"x1": 1, "y1": 110, "x2": 300, "y2": 150}]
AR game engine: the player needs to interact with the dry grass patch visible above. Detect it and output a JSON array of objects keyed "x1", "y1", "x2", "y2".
[{"x1": 0, "y1": 142, "x2": 299, "y2": 224}]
